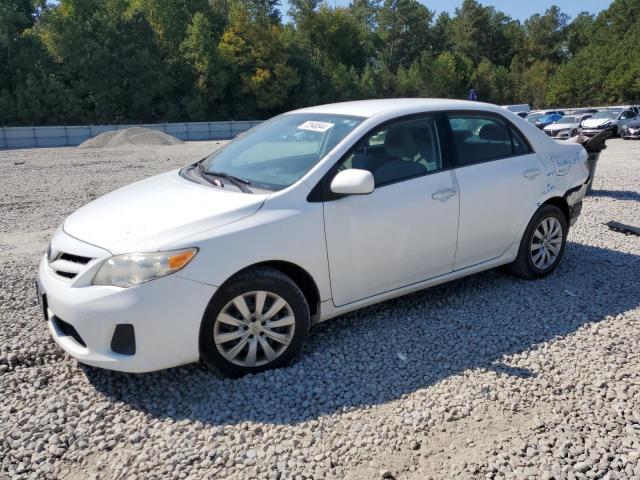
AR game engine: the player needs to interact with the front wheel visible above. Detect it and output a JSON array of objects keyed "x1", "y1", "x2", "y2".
[
  {"x1": 508, "y1": 205, "x2": 567, "y2": 280},
  {"x1": 200, "y1": 267, "x2": 310, "y2": 377}
]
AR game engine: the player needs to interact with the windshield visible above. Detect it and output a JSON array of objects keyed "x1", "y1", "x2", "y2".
[
  {"x1": 592, "y1": 110, "x2": 620, "y2": 120},
  {"x1": 558, "y1": 116, "x2": 579, "y2": 123},
  {"x1": 526, "y1": 113, "x2": 544, "y2": 123},
  {"x1": 201, "y1": 113, "x2": 364, "y2": 191}
]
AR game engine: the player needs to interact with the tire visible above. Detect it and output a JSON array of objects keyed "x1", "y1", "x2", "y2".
[
  {"x1": 200, "y1": 267, "x2": 310, "y2": 377},
  {"x1": 508, "y1": 204, "x2": 568, "y2": 280}
]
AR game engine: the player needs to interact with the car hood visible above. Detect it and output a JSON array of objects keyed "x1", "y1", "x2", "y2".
[
  {"x1": 63, "y1": 170, "x2": 267, "y2": 254},
  {"x1": 625, "y1": 121, "x2": 640, "y2": 129},
  {"x1": 582, "y1": 118, "x2": 617, "y2": 128},
  {"x1": 544, "y1": 122, "x2": 577, "y2": 130}
]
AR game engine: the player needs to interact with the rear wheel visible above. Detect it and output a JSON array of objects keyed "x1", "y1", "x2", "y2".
[
  {"x1": 508, "y1": 205, "x2": 567, "y2": 280},
  {"x1": 200, "y1": 267, "x2": 310, "y2": 377}
]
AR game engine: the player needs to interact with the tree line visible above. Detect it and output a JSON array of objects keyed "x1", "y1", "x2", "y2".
[{"x1": 1, "y1": 0, "x2": 639, "y2": 126}]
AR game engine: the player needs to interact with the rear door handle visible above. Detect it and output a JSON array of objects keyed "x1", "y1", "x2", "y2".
[
  {"x1": 523, "y1": 169, "x2": 543, "y2": 179},
  {"x1": 432, "y1": 189, "x2": 456, "y2": 201}
]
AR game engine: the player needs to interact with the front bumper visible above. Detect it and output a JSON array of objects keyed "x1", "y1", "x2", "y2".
[
  {"x1": 545, "y1": 129, "x2": 573, "y2": 139},
  {"x1": 580, "y1": 127, "x2": 615, "y2": 138},
  {"x1": 37, "y1": 243, "x2": 216, "y2": 373}
]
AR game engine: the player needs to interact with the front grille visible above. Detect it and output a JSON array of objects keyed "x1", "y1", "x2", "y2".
[
  {"x1": 59, "y1": 253, "x2": 91, "y2": 265},
  {"x1": 51, "y1": 316, "x2": 87, "y2": 347},
  {"x1": 50, "y1": 251, "x2": 94, "y2": 280}
]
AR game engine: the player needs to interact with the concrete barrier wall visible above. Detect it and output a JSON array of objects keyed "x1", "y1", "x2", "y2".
[{"x1": 0, "y1": 120, "x2": 263, "y2": 149}]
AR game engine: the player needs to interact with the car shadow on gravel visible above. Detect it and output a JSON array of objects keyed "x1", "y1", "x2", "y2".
[
  {"x1": 82, "y1": 242, "x2": 640, "y2": 426},
  {"x1": 589, "y1": 189, "x2": 640, "y2": 202}
]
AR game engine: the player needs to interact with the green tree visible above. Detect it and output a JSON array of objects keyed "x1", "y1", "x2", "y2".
[
  {"x1": 427, "y1": 51, "x2": 473, "y2": 98},
  {"x1": 519, "y1": 60, "x2": 557, "y2": 108},
  {"x1": 522, "y1": 6, "x2": 570, "y2": 64},
  {"x1": 472, "y1": 58, "x2": 510, "y2": 104},
  {"x1": 219, "y1": 3, "x2": 299, "y2": 116},
  {"x1": 2, "y1": 0, "x2": 639, "y2": 126},
  {"x1": 377, "y1": 0, "x2": 434, "y2": 72},
  {"x1": 565, "y1": 12, "x2": 595, "y2": 57},
  {"x1": 449, "y1": 0, "x2": 521, "y2": 67},
  {"x1": 180, "y1": 12, "x2": 229, "y2": 119}
]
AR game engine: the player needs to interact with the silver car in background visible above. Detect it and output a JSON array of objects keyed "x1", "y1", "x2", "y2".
[
  {"x1": 580, "y1": 109, "x2": 638, "y2": 137},
  {"x1": 621, "y1": 119, "x2": 640, "y2": 139}
]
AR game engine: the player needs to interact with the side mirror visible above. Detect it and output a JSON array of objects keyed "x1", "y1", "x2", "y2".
[{"x1": 330, "y1": 169, "x2": 375, "y2": 196}]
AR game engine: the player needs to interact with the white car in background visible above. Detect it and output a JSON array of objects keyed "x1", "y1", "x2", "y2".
[
  {"x1": 37, "y1": 99, "x2": 590, "y2": 376},
  {"x1": 543, "y1": 114, "x2": 593, "y2": 139}
]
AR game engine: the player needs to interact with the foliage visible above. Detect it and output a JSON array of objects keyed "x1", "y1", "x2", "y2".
[{"x1": 0, "y1": 0, "x2": 638, "y2": 126}]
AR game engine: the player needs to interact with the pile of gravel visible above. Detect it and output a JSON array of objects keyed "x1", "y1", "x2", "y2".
[
  {"x1": 0, "y1": 139, "x2": 639, "y2": 479},
  {"x1": 78, "y1": 127, "x2": 183, "y2": 149}
]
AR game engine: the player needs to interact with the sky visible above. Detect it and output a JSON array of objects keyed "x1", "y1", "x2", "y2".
[{"x1": 281, "y1": 0, "x2": 613, "y2": 22}]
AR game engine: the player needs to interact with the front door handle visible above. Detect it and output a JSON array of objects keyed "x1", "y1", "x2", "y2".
[
  {"x1": 432, "y1": 189, "x2": 456, "y2": 201},
  {"x1": 523, "y1": 169, "x2": 543, "y2": 179}
]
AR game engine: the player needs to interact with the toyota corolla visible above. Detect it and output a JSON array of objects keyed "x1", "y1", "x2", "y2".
[{"x1": 37, "y1": 99, "x2": 590, "y2": 376}]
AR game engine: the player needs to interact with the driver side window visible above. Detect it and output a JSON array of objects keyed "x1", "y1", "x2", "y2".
[{"x1": 338, "y1": 117, "x2": 443, "y2": 187}]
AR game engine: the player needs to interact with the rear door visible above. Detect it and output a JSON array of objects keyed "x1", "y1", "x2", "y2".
[{"x1": 447, "y1": 113, "x2": 546, "y2": 271}]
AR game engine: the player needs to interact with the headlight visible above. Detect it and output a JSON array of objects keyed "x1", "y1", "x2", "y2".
[
  {"x1": 92, "y1": 248, "x2": 198, "y2": 287},
  {"x1": 600, "y1": 121, "x2": 611, "y2": 128}
]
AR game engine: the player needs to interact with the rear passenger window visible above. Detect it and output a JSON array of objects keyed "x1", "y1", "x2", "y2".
[
  {"x1": 510, "y1": 127, "x2": 530, "y2": 155},
  {"x1": 448, "y1": 115, "x2": 530, "y2": 165}
]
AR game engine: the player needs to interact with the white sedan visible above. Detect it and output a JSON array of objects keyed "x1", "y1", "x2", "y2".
[
  {"x1": 543, "y1": 114, "x2": 592, "y2": 139},
  {"x1": 37, "y1": 99, "x2": 590, "y2": 375}
]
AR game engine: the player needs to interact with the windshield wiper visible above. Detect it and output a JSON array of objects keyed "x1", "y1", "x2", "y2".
[{"x1": 198, "y1": 162, "x2": 252, "y2": 193}]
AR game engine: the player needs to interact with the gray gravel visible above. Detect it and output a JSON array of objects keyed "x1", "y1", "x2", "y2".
[{"x1": 1, "y1": 139, "x2": 639, "y2": 480}]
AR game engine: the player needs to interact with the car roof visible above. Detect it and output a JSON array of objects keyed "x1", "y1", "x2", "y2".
[
  {"x1": 291, "y1": 98, "x2": 508, "y2": 119},
  {"x1": 530, "y1": 110, "x2": 560, "y2": 115}
]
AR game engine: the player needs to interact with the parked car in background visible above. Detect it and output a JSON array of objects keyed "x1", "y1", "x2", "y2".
[
  {"x1": 544, "y1": 114, "x2": 592, "y2": 139},
  {"x1": 503, "y1": 104, "x2": 531, "y2": 115},
  {"x1": 621, "y1": 119, "x2": 640, "y2": 139},
  {"x1": 571, "y1": 108, "x2": 600, "y2": 116},
  {"x1": 37, "y1": 99, "x2": 590, "y2": 375},
  {"x1": 527, "y1": 112, "x2": 564, "y2": 129},
  {"x1": 608, "y1": 105, "x2": 640, "y2": 115},
  {"x1": 580, "y1": 108, "x2": 638, "y2": 137}
]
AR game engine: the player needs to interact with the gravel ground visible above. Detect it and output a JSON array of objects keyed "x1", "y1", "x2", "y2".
[{"x1": 1, "y1": 139, "x2": 639, "y2": 480}]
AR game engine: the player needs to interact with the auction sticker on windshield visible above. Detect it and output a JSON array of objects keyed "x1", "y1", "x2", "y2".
[{"x1": 298, "y1": 121, "x2": 334, "y2": 133}]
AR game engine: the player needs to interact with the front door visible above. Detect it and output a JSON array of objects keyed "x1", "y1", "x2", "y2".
[{"x1": 323, "y1": 116, "x2": 459, "y2": 306}]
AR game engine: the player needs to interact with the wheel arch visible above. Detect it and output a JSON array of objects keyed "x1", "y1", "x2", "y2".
[
  {"x1": 216, "y1": 260, "x2": 321, "y2": 322},
  {"x1": 514, "y1": 196, "x2": 570, "y2": 250},
  {"x1": 541, "y1": 196, "x2": 571, "y2": 226}
]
